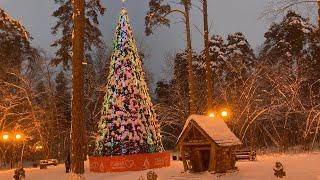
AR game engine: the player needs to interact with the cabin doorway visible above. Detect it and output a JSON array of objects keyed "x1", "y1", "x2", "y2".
[
  {"x1": 200, "y1": 150, "x2": 210, "y2": 171},
  {"x1": 189, "y1": 148, "x2": 212, "y2": 172},
  {"x1": 190, "y1": 150, "x2": 201, "y2": 172}
]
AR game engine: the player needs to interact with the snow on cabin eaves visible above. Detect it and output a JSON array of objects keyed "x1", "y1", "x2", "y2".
[{"x1": 179, "y1": 115, "x2": 242, "y2": 147}]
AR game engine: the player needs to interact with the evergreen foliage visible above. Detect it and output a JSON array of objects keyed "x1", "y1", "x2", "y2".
[
  {"x1": 95, "y1": 9, "x2": 163, "y2": 156},
  {"x1": 51, "y1": 0, "x2": 105, "y2": 67}
]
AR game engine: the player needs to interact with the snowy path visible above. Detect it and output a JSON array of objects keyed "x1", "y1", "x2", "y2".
[{"x1": 1, "y1": 152, "x2": 320, "y2": 179}]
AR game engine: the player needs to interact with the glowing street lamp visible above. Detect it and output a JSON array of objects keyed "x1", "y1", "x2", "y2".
[
  {"x1": 35, "y1": 145, "x2": 43, "y2": 150},
  {"x1": 1, "y1": 132, "x2": 25, "y2": 141},
  {"x1": 15, "y1": 133, "x2": 22, "y2": 140},
  {"x1": 221, "y1": 110, "x2": 228, "y2": 117},
  {"x1": 2, "y1": 134, "x2": 9, "y2": 141},
  {"x1": 208, "y1": 112, "x2": 215, "y2": 118}
]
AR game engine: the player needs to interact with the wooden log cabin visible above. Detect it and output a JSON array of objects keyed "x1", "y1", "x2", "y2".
[{"x1": 176, "y1": 115, "x2": 242, "y2": 173}]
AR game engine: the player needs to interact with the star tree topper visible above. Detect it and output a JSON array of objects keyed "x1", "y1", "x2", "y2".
[{"x1": 121, "y1": 0, "x2": 127, "y2": 6}]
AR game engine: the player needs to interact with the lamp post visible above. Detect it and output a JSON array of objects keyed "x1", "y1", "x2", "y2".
[
  {"x1": 33, "y1": 144, "x2": 43, "y2": 166},
  {"x1": 1, "y1": 133, "x2": 10, "y2": 168},
  {"x1": 14, "y1": 133, "x2": 26, "y2": 167},
  {"x1": 0, "y1": 132, "x2": 26, "y2": 168}
]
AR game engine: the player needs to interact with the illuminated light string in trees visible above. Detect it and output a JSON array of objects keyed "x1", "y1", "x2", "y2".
[{"x1": 95, "y1": 8, "x2": 164, "y2": 156}]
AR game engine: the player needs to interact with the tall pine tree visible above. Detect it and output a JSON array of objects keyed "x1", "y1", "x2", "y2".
[
  {"x1": 0, "y1": 8, "x2": 31, "y2": 78},
  {"x1": 224, "y1": 32, "x2": 255, "y2": 86},
  {"x1": 260, "y1": 11, "x2": 316, "y2": 77},
  {"x1": 51, "y1": 0, "x2": 105, "y2": 67},
  {"x1": 146, "y1": 0, "x2": 197, "y2": 114}
]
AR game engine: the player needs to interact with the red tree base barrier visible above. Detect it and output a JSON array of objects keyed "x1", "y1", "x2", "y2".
[{"x1": 89, "y1": 152, "x2": 171, "y2": 172}]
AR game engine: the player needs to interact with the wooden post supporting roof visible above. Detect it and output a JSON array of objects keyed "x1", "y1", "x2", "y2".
[
  {"x1": 180, "y1": 145, "x2": 188, "y2": 171},
  {"x1": 208, "y1": 142, "x2": 216, "y2": 172}
]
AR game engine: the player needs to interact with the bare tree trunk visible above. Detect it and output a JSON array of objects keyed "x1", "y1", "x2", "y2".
[
  {"x1": 202, "y1": 0, "x2": 213, "y2": 112},
  {"x1": 183, "y1": 0, "x2": 196, "y2": 114},
  {"x1": 71, "y1": 0, "x2": 86, "y2": 178}
]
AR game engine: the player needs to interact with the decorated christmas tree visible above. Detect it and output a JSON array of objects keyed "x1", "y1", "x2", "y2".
[{"x1": 95, "y1": 8, "x2": 163, "y2": 156}]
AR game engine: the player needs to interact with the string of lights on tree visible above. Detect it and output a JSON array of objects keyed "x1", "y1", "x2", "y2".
[{"x1": 95, "y1": 8, "x2": 164, "y2": 156}]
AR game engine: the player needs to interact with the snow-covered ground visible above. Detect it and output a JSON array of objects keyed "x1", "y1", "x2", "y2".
[{"x1": 1, "y1": 152, "x2": 320, "y2": 180}]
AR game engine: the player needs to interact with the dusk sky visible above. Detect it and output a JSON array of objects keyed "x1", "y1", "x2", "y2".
[{"x1": 0, "y1": 0, "x2": 317, "y2": 86}]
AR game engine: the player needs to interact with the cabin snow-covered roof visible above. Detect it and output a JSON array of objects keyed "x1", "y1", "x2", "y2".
[{"x1": 178, "y1": 115, "x2": 242, "y2": 147}]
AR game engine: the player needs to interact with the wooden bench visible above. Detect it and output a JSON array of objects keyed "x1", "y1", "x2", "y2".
[
  {"x1": 39, "y1": 159, "x2": 58, "y2": 169},
  {"x1": 236, "y1": 150, "x2": 256, "y2": 161}
]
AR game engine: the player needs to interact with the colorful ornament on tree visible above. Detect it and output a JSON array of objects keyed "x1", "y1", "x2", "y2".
[{"x1": 95, "y1": 8, "x2": 164, "y2": 156}]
